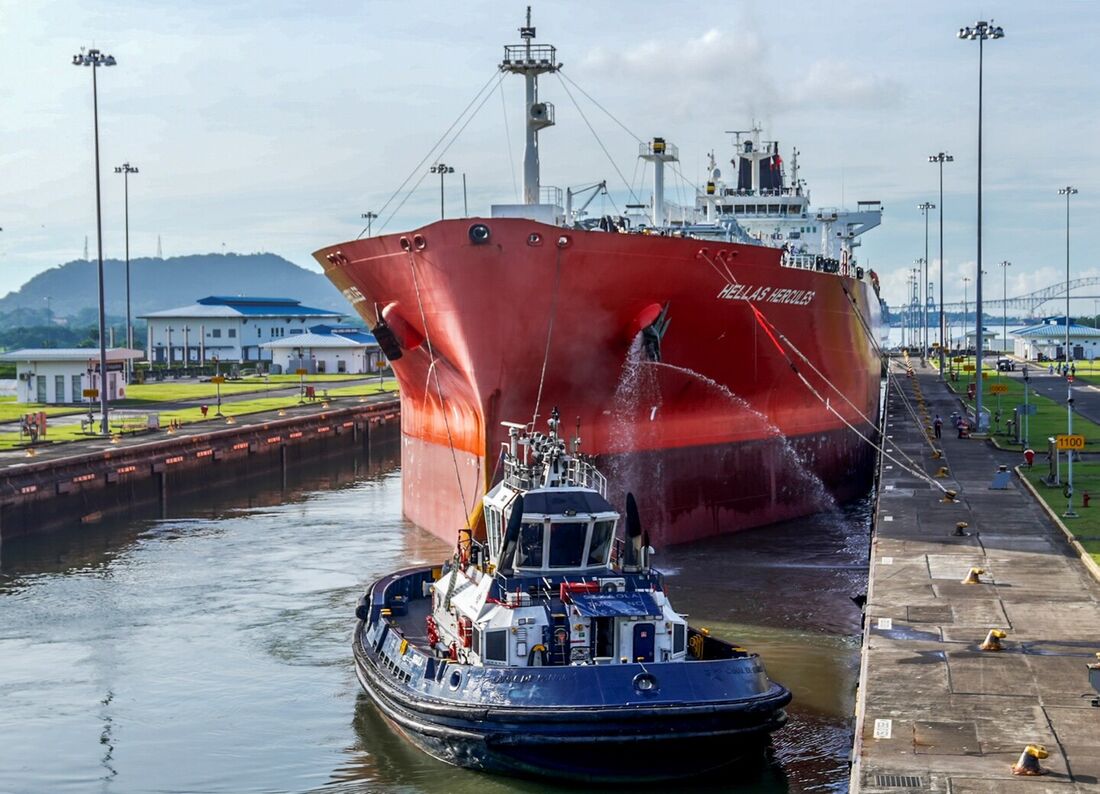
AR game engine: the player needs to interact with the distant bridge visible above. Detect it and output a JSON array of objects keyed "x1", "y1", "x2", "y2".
[{"x1": 889, "y1": 277, "x2": 1100, "y2": 317}]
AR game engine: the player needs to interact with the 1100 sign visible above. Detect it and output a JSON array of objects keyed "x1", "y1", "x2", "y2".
[{"x1": 1056, "y1": 434, "x2": 1086, "y2": 451}]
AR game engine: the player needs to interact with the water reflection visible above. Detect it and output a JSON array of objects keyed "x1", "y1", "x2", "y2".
[{"x1": 0, "y1": 443, "x2": 869, "y2": 793}]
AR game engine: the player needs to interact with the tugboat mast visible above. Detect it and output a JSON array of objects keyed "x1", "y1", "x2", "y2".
[{"x1": 500, "y1": 7, "x2": 558, "y2": 205}]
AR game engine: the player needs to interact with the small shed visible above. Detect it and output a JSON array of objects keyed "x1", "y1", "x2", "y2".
[
  {"x1": 0, "y1": 348, "x2": 145, "y2": 404},
  {"x1": 260, "y1": 326, "x2": 382, "y2": 374}
]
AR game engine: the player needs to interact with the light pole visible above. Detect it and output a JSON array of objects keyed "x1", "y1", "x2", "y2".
[
  {"x1": 1022, "y1": 364, "x2": 1030, "y2": 448},
  {"x1": 915, "y1": 258, "x2": 927, "y2": 360},
  {"x1": 963, "y1": 276, "x2": 971, "y2": 355},
  {"x1": 911, "y1": 266, "x2": 921, "y2": 351},
  {"x1": 1059, "y1": 187, "x2": 1077, "y2": 366},
  {"x1": 361, "y1": 211, "x2": 377, "y2": 237},
  {"x1": 213, "y1": 355, "x2": 223, "y2": 417},
  {"x1": 929, "y1": 153, "x2": 954, "y2": 378},
  {"x1": 999, "y1": 260, "x2": 1011, "y2": 356},
  {"x1": 72, "y1": 47, "x2": 117, "y2": 436},
  {"x1": 918, "y1": 202, "x2": 935, "y2": 364},
  {"x1": 44, "y1": 297, "x2": 52, "y2": 347},
  {"x1": 430, "y1": 162, "x2": 455, "y2": 219},
  {"x1": 114, "y1": 162, "x2": 138, "y2": 382},
  {"x1": 959, "y1": 19, "x2": 1004, "y2": 431},
  {"x1": 1060, "y1": 186, "x2": 1078, "y2": 517}
]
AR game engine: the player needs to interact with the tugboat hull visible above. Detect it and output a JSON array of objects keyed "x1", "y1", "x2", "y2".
[{"x1": 353, "y1": 567, "x2": 791, "y2": 782}]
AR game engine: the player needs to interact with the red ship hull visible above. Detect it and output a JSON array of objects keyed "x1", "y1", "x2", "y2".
[{"x1": 315, "y1": 218, "x2": 882, "y2": 546}]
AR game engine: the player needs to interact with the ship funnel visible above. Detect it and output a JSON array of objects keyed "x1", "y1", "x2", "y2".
[{"x1": 497, "y1": 495, "x2": 525, "y2": 576}]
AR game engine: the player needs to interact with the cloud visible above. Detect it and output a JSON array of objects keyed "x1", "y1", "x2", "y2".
[
  {"x1": 576, "y1": 26, "x2": 900, "y2": 118},
  {"x1": 792, "y1": 59, "x2": 902, "y2": 109}
]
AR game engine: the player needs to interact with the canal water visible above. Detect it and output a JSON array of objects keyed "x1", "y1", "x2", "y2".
[{"x1": 0, "y1": 445, "x2": 871, "y2": 793}]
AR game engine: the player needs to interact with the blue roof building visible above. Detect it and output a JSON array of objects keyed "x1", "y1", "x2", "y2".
[
  {"x1": 1010, "y1": 317, "x2": 1100, "y2": 360},
  {"x1": 139, "y1": 296, "x2": 345, "y2": 365},
  {"x1": 259, "y1": 324, "x2": 383, "y2": 375}
]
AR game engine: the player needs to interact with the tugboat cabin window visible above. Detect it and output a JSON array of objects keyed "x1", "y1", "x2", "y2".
[
  {"x1": 484, "y1": 629, "x2": 508, "y2": 663},
  {"x1": 548, "y1": 522, "x2": 586, "y2": 567},
  {"x1": 673, "y1": 623, "x2": 686, "y2": 656},
  {"x1": 517, "y1": 522, "x2": 544, "y2": 568},
  {"x1": 587, "y1": 520, "x2": 615, "y2": 566}
]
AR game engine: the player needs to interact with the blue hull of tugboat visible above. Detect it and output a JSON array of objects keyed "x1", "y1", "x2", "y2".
[{"x1": 353, "y1": 567, "x2": 791, "y2": 782}]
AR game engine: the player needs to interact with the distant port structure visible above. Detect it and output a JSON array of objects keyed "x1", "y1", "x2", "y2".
[{"x1": 891, "y1": 276, "x2": 1100, "y2": 318}]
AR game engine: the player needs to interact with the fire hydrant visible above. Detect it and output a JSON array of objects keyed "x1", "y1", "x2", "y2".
[
  {"x1": 1024, "y1": 448, "x2": 1035, "y2": 469},
  {"x1": 1084, "y1": 491, "x2": 1091, "y2": 509}
]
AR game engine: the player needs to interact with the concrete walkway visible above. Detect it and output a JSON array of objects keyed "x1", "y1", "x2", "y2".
[{"x1": 852, "y1": 362, "x2": 1100, "y2": 792}]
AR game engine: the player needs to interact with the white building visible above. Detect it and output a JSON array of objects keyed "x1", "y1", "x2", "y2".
[
  {"x1": 1011, "y1": 317, "x2": 1100, "y2": 361},
  {"x1": 0, "y1": 348, "x2": 144, "y2": 404},
  {"x1": 260, "y1": 325, "x2": 383, "y2": 374},
  {"x1": 141, "y1": 296, "x2": 344, "y2": 365}
]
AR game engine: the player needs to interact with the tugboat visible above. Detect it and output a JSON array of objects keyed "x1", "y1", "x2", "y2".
[{"x1": 353, "y1": 409, "x2": 792, "y2": 781}]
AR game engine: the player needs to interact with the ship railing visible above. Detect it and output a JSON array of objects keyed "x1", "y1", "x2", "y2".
[
  {"x1": 540, "y1": 185, "x2": 563, "y2": 207},
  {"x1": 638, "y1": 140, "x2": 679, "y2": 160},
  {"x1": 564, "y1": 457, "x2": 607, "y2": 496},
  {"x1": 501, "y1": 43, "x2": 558, "y2": 70},
  {"x1": 781, "y1": 252, "x2": 818, "y2": 271},
  {"x1": 502, "y1": 458, "x2": 533, "y2": 491}
]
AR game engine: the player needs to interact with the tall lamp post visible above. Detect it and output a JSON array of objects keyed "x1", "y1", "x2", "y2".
[
  {"x1": 1060, "y1": 185, "x2": 1078, "y2": 517},
  {"x1": 1059, "y1": 187, "x2": 1078, "y2": 365},
  {"x1": 72, "y1": 47, "x2": 117, "y2": 436},
  {"x1": 962, "y1": 276, "x2": 971, "y2": 354},
  {"x1": 430, "y1": 162, "x2": 455, "y2": 219},
  {"x1": 918, "y1": 202, "x2": 935, "y2": 363},
  {"x1": 114, "y1": 162, "x2": 139, "y2": 382},
  {"x1": 360, "y1": 211, "x2": 377, "y2": 237},
  {"x1": 999, "y1": 260, "x2": 1011, "y2": 355},
  {"x1": 929, "y1": 153, "x2": 954, "y2": 378},
  {"x1": 959, "y1": 19, "x2": 1004, "y2": 430},
  {"x1": 911, "y1": 266, "x2": 921, "y2": 352}
]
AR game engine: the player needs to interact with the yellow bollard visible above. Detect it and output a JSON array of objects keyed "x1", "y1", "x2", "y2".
[
  {"x1": 980, "y1": 628, "x2": 1006, "y2": 651},
  {"x1": 961, "y1": 566, "x2": 985, "y2": 585},
  {"x1": 1011, "y1": 744, "x2": 1049, "y2": 776}
]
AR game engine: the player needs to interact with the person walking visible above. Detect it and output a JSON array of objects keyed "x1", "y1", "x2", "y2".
[{"x1": 934, "y1": 414, "x2": 943, "y2": 439}]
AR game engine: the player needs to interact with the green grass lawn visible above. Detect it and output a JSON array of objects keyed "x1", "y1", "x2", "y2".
[
  {"x1": 0, "y1": 401, "x2": 85, "y2": 422},
  {"x1": 947, "y1": 366, "x2": 1100, "y2": 452},
  {"x1": 121, "y1": 374, "x2": 385, "y2": 404},
  {"x1": 0, "y1": 381, "x2": 399, "y2": 451},
  {"x1": 1024, "y1": 463, "x2": 1100, "y2": 566}
]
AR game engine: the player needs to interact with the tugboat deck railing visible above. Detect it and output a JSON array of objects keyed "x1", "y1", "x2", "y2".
[{"x1": 501, "y1": 455, "x2": 608, "y2": 497}]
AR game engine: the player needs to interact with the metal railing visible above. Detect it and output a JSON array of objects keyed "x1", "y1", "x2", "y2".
[
  {"x1": 540, "y1": 185, "x2": 563, "y2": 207},
  {"x1": 501, "y1": 454, "x2": 607, "y2": 495},
  {"x1": 781, "y1": 252, "x2": 819, "y2": 271},
  {"x1": 501, "y1": 43, "x2": 558, "y2": 69},
  {"x1": 565, "y1": 456, "x2": 607, "y2": 495},
  {"x1": 638, "y1": 140, "x2": 679, "y2": 160}
]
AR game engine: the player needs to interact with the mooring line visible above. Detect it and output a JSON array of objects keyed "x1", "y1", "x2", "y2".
[{"x1": 698, "y1": 250, "x2": 948, "y2": 494}]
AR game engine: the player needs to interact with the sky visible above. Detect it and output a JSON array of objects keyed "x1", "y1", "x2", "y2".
[{"x1": 2, "y1": 0, "x2": 1099, "y2": 311}]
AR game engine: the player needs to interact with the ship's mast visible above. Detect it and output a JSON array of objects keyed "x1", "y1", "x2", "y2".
[
  {"x1": 500, "y1": 7, "x2": 558, "y2": 205},
  {"x1": 639, "y1": 137, "x2": 679, "y2": 227}
]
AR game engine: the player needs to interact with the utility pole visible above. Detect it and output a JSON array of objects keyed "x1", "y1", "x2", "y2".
[
  {"x1": 360, "y1": 211, "x2": 377, "y2": 237},
  {"x1": 115, "y1": 162, "x2": 139, "y2": 382},
  {"x1": 430, "y1": 162, "x2": 455, "y2": 219},
  {"x1": 929, "y1": 153, "x2": 954, "y2": 378},
  {"x1": 72, "y1": 46, "x2": 117, "y2": 436},
  {"x1": 959, "y1": 18, "x2": 1005, "y2": 431}
]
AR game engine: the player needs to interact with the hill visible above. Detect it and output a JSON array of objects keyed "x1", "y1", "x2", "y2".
[{"x1": 0, "y1": 253, "x2": 350, "y2": 320}]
